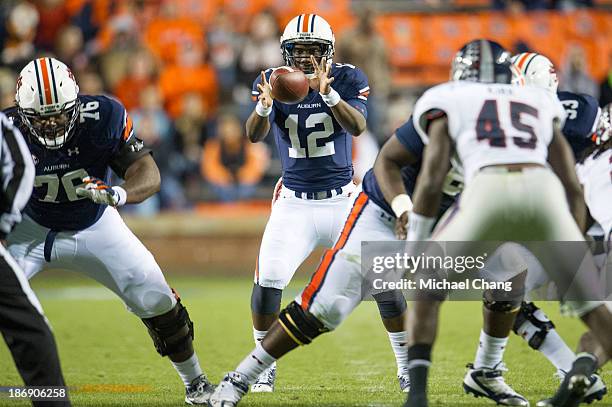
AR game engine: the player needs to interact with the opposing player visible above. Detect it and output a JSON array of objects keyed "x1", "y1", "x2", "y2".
[
  {"x1": 244, "y1": 14, "x2": 410, "y2": 392},
  {"x1": 460, "y1": 52, "x2": 607, "y2": 406},
  {"x1": 401, "y1": 39, "x2": 612, "y2": 407},
  {"x1": 4, "y1": 58, "x2": 214, "y2": 405}
]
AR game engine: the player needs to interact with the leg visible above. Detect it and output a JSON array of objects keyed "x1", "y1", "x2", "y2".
[
  {"x1": 0, "y1": 247, "x2": 70, "y2": 407},
  {"x1": 404, "y1": 299, "x2": 441, "y2": 407},
  {"x1": 62, "y1": 209, "x2": 212, "y2": 403},
  {"x1": 373, "y1": 290, "x2": 411, "y2": 392},
  {"x1": 250, "y1": 196, "x2": 319, "y2": 391}
]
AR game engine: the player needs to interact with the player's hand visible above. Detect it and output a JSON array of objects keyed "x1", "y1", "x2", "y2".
[
  {"x1": 394, "y1": 211, "x2": 409, "y2": 240},
  {"x1": 76, "y1": 176, "x2": 120, "y2": 206},
  {"x1": 311, "y1": 55, "x2": 334, "y2": 95},
  {"x1": 257, "y1": 70, "x2": 273, "y2": 108}
]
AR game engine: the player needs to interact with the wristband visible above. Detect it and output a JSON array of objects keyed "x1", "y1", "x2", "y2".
[
  {"x1": 112, "y1": 186, "x2": 127, "y2": 207},
  {"x1": 255, "y1": 100, "x2": 272, "y2": 117},
  {"x1": 406, "y1": 212, "x2": 436, "y2": 241},
  {"x1": 391, "y1": 194, "x2": 413, "y2": 218},
  {"x1": 320, "y1": 88, "x2": 341, "y2": 107}
]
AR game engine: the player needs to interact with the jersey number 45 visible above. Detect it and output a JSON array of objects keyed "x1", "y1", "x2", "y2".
[{"x1": 477, "y1": 100, "x2": 539, "y2": 149}]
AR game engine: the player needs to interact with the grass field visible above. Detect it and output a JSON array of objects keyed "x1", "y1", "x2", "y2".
[{"x1": 1, "y1": 272, "x2": 610, "y2": 407}]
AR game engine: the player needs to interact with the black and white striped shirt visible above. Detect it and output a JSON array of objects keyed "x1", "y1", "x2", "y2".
[{"x1": 0, "y1": 112, "x2": 34, "y2": 239}]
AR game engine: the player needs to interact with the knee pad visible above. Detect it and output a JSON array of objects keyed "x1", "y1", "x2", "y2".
[
  {"x1": 251, "y1": 284, "x2": 282, "y2": 314},
  {"x1": 141, "y1": 299, "x2": 194, "y2": 356},
  {"x1": 278, "y1": 301, "x2": 328, "y2": 345},
  {"x1": 513, "y1": 302, "x2": 555, "y2": 350},
  {"x1": 373, "y1": 290, "x2": 407, "y2": 319}
]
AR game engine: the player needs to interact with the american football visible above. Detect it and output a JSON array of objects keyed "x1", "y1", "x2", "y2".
[
  {"x1": 269, "y1": 66, "x2": 309, "y2": 104},
  {"x1": 0, "y1": 1, "x2": 610, "y2": 407}
]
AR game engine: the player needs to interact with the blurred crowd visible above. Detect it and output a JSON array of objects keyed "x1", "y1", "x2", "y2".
[{"x1": 0, "y1": 0, "x2": 610, "y2": 213}]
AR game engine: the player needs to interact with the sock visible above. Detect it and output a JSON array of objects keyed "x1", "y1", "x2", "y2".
[
  {"x1": 253, "y1": 328, "x2": 267, "y2": 344},
  {"x1": 538, "y1": 330, "x2": 576, "y2": 374},
  {"x1": 407, "y1": 344, "x2": 432, "y2": 398},
  {"x1": 387, "y1": 331, "x2": 408, "y2": 374},
  {"x1": 171, "y1": 354, "x2": 203, "y2": 387},
  {"x1": 474, "y1": 330, "x2": 508, "y2": 369},
  {"x1": 236, "y1": 343, "x2": 277, "y2": 384}
]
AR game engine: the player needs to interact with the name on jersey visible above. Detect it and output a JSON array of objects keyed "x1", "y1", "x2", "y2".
[
  {"x1": 297, "y1": 103, "x2": 322, "y2": 109},
  {"x1": 43, "y1": 163, "x2": 70, "y2": 172}
]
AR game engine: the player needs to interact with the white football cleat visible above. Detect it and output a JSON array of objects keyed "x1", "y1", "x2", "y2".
[
  {"x1": 208, "y1": 372, "x2": 249, "y2": 407},
  {"x1": 251, "y1": 363, "x2": 276, "y2": 393},
  {"x1": 185, "y1": 374, "x2": 215, "y2": 405},
  {"x1": 398, "y1": 368, "x2": 411, "y2": 393},
  {"x1": 463, "y1": 363, "x2": 529, "y2": 406}
]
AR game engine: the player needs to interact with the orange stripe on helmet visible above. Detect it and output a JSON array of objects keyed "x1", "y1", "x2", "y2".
[
  {"x1": 122, "y1": 113, "x2": 133, "y2": 140},
  {"x1": 516, "y1": 53, "x2": 534, "y2": 71},
  {"x1": 300, "y1": 192, "x2": 369, "y2": 310},
  {"x1": 38, "y1": 58, "x2": 53, "y2": 105},
  {"x1": 302, "y1": 14, "x2": 310, "y2": 32}
]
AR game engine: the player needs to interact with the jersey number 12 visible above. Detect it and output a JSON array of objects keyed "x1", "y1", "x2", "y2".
[{"x1": 285, "y1": 113, "x2": 335, "y2": 158}]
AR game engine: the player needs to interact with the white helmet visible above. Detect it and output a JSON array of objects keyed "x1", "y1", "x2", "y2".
[
  {"x1": 511, "y1": 52, "x2": 559, "y2": 93},
  {"x1": 280, "y1": 14, "x2": 334, "y2": 77},
  {"x1": 16, "y1": 57, "x2": 80, "y2": 149}
]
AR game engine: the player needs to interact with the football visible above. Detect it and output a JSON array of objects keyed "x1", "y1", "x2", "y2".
[{"x1": 269, "y1": 67, "x2": 309, "y2": 104}]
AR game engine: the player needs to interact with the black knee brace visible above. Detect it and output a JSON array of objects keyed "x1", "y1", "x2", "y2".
[
  {"x1": 512, "y1": 302, "x2": 555, "y2": 350},
  {"x1": 251, "y1": 284, "x2": 282, "y2": 314},
  {"x1": 482, "y1": 286, "x2": 523, "y2": 313},
  {"x1": 278, "y1": 301, "x2": 328, "y2": 345},
  {"x1": 373, "y1": 290, "x2": 407, "y2": 319},
  {"x1": 141, "y1": 299, "x2": 194, "y2": 356}
]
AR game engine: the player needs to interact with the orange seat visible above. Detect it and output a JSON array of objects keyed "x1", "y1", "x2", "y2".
[
  {"x1": 289, "y1": 0, "x2": 355, "y2": 35},
  {"x1": 511, "y1": 12, "x2": 564, "y2": 60},
  {"x1": 480, "y1": 12, "x2": 516, "y2": 49},
  {"x1": 376, "y1": 15, "x2": 429, "y2": 67},
  {"x1": 423, "y1": 14, "x2": 483, "y2": 51}
]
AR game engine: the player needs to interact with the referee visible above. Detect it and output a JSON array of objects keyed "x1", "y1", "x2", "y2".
[{"x1": 0, "y1": 112, "x2": 70, "y2": 407}]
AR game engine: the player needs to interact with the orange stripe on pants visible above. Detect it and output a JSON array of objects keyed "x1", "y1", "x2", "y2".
[{"x1": 300, "y1": 192, "x2": 368, "y2": 310}]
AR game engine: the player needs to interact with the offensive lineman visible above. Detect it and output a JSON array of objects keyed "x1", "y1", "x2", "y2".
[
  {"x1": 4, "y1": 58, "x2": 214, "y2": 405},
  {"x1": 245, "y1": 14, "x2": 410, "y2": 392},
  {"x1": 402, "y1": 40, "x2": 612, "y2": 407}
]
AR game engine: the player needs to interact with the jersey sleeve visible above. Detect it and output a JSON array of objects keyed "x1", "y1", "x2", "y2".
[
  {"x1": 412, "y1": 84, "x2": 454, "y2": 144},
  {"x1": 103, "y1": 97, "x2": 152, "y2": 177},
  {"x1": 394, "y1": 116, "x2": 424, "y2": 158},
  {"x1": 336, "y1": 65, "x2": 369, "y2": 120}
]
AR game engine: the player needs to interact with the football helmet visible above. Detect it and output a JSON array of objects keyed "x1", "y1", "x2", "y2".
[
  {"x1": 593, "y1": 103, "x2": 611, "y2": 146},
  {"x1": 16, "y1": 57, "x2": 80, "y2": 149},
  {"x1": 511, "y1": 52, "x2": 559, "y2": 93},
  {"x1": 451, "y1": 39, "x2": 513, "y2": 84},
  {"x1": 280, "y1": 14, "x2": 334, "y2": 78}
]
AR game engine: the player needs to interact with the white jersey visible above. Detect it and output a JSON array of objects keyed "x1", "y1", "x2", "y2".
[
  {"x1": 576, "y1": 148, "x2": 612, "y2": 241},
  {"x1": 412, "y1": 81, "x2": 566, "y2": 183}
]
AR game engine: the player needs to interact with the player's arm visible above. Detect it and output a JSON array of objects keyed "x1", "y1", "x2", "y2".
[
  {"x1": 374, "y1": 119, "x2": 421, "y2": 237},
  {"x1": 117, "y1": 154, "x2": 160, "y2": 203},
  {"x1": 246, "y1": 71, "x2": 272, "y2": 143},
  {"x1": 547, "y1": 120, "x2": 588, "y2": 232},
  {"x1": 409, "y1": 115, "x2": 451, "y2": 240},
  {"x1": 312, "y1": 57, "x2": 367, "y2": 136}
]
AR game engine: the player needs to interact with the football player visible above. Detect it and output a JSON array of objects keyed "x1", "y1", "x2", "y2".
[
  {"x1": 245, "y1": 14, "x2": 410, "y2": 393},
  {"x1": 4, "y1": 58, "x2": 214, "y2": 405},
  {"x1": 459, "y1": 52, "x2": 608, "y2": 406},
  {"x1": 401, "y1": 39, "x2": 612, "y2": 407}
]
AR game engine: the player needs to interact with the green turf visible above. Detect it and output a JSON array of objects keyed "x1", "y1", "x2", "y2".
[{"x1": 0, "y1": 274, "x2": 610, "y2": 406}]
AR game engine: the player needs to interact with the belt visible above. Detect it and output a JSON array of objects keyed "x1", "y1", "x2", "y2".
[
  {"x1": 481, "y1": 164, "x2": 545, "y2": 174},
  {"x1": 294, "y1": 187, "x2": 344, "y2": 200}
]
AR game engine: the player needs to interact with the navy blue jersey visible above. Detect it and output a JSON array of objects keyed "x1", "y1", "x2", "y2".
[
  {"x1": 362, "y1": 116, "x2": 457, "y2": 220},
  {"x1": 252, "y1": 63, "x2": 368, "y2": 192},
  {"x1": 558, "y1": 91, "x2": 600, "y2": 159},
  {"x1": 4, "y1": 95, "x2": 134, "y2": 231}
]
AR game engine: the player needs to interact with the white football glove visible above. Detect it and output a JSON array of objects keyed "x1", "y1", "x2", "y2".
[{"x1": 76, "y1": 177, "x2": 126, "y2": 207}]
